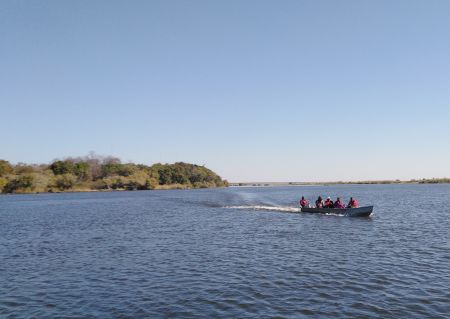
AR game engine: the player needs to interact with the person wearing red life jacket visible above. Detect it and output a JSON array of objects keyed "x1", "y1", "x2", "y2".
[
  {"x1": 324, "y1": 197, "x2": 334, "y2": 208},
  {"x1": 347, "y1": 197, "x2": 359, "y2": 208},
  {"x1": 315, "y1": 196, "x2": 324, "y2": 208},
  {"x1": 299, "y1": 196, "x2": 309, "y2": 208},
  {"x1": 333, "y1": 197, "x2": 345, "y2": 209}
]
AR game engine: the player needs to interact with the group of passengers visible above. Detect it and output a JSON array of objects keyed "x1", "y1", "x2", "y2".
[{"x1": 299, "y1": 196, "x2": 359, "y2": 209}]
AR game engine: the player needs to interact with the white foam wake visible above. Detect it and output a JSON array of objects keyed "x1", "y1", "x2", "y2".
[
  {"x1": 225, "y1": 205, "x2": 346, "y2": 217},
  {"x1": 225, "y1": 205, "x2": 300, "y2": 213}
]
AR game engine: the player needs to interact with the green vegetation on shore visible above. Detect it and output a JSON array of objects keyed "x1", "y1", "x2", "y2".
[{"x1": 0, "y1": 155, "x2": 228, "y2": 194}]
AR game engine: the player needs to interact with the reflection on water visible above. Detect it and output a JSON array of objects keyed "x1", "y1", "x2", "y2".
[{"x1": 1, "y1": 184, "x2": 450, "y2": 318}]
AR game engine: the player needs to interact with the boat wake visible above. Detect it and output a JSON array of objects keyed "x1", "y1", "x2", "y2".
[
  {"x1": 225, "y1": 205, "x2": 345, "y2": 216},
  {"x1": 221, "y1": 192, "x2": 346, "y2": 216},
  {"x1": 225, "y1": 205, "x2": 300, "y2": 213}
]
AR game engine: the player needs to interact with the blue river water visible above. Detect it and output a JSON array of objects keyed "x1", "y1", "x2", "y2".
[{"x1": 1, "y1": 184, "x2": 450, "y2": 318}]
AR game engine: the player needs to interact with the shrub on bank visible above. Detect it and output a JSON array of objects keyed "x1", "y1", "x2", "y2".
[{"x1": 0, "y1": 155, "x2": 228, "y2": 194}]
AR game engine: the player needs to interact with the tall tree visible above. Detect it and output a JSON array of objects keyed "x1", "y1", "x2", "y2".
[{"x1": 0, "y1": 160, "x2": 13, "y2": 176}]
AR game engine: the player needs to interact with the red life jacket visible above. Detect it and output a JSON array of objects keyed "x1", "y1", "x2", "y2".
[
  {"x1": 348, "y1": 198, "x2": 359, "y2": 208},
  {"x1": 334, "y1": 200, "x2": 345, "y2": 209}
]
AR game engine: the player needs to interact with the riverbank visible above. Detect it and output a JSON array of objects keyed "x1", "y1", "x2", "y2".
[{"x1": 0, "y1": 184, "x2": 227, "y2": 195}]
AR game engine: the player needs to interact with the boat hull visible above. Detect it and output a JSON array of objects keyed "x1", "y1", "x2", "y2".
[{"x1": 300, "y1": 206, "x2": 373, "y2": 217}]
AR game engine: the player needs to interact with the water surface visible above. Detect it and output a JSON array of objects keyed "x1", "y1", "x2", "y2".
[{"x1": 1, "y1": 184, "x2": 449, "y2": 318}]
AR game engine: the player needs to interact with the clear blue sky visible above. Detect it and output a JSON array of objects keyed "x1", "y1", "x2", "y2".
[{"x1": 1, "y1": 0, "x2": 450, "y2": 182}]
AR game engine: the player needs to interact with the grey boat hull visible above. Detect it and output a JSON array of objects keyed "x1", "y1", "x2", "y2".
[{"x1": 300, "y1": 206, "x2": 373, "y2": 217}]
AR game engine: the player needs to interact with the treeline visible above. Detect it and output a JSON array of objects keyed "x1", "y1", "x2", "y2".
[{"x1": 0, "y1": 155, "x2": 228, "y2": 194}]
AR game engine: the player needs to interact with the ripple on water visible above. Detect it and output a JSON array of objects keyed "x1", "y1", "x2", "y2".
[{"x1": 1, "y1": 185, "x2": 450, "y2": 318}]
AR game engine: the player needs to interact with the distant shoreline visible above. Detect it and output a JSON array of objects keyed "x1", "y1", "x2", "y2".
[{"x1": 229, "y1": 179, "x2": 450, "y2": 187}]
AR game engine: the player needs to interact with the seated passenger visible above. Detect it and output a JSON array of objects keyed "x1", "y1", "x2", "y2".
[
  {"x1": 315, "y1": 196, "x2": 324, "y2": 208},
  {"x1": 347, "y1": 197, "x2": 359, "y2": 208},
  {"x1": 324, "y1": 197, "x2": 334, "y2": 208},
  {"x1": 299, "y1": 196, "x2": 309, "y2": 208},
  {"x1": 333, "y1": 197, "x2": 345, "y2": 209}
]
